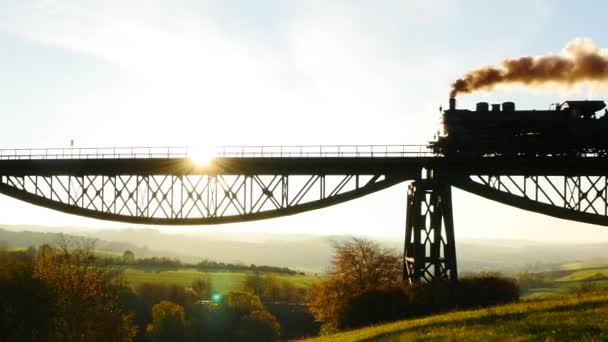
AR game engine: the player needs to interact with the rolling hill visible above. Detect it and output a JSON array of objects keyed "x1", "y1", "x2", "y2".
[{"x1": 302, "y1": 290, "x2": 608, "y2": 341}]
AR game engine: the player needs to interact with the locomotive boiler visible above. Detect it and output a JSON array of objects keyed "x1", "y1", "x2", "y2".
[{"x1": 431, "y1": 98, "x2": 608, "y2": 157}]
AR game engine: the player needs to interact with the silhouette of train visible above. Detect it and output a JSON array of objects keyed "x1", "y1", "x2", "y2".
[{"x1": 430, "y1": 98, "x2": 608, "y2": 157}]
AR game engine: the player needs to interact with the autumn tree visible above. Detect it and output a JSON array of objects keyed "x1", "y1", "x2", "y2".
[
  {"x1": 308, "y1": 237, "x2": 402, "y2": 332},
  {"x1": 146, "y1": 301, "x2": 187, "y2": 342},
  {"x1": 0, "y1": 260, "x2": 56, "y2": 341},
  {"x1": 329, "y1": 237, "x2": 401, "y2": 290},
  {"x1": 235, "y1": 309, "x2": 281, "y2": 342},
  {"x1": 209, "y1": 290, "x2": 281, "y2": 341},
  {"x1": 33, "y1": 237, "x2": 136, "y2": 341}
]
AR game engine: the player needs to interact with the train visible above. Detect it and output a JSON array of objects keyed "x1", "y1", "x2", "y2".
[{"x1": 430, "y1": 98, "x2": 608, "y2": 157}]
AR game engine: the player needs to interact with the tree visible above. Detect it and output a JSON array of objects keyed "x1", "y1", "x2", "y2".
[
  {"x1": 132, "y1": 283, "x2": 195, "y2": 340},
  {"x1": 0, "y1": 261, "x2": 56, "y2": 341},
  {"x1": 146, "y1": 301, "x2": 187, "y2": 342},
  {"x1": 235, "y1": 310, "x2": 281, "y2": 342},
  {"x1": 223, "y1": 290, "x2": 264, "y2": 316},
  {"x1": 191, "y1": 274, "x2": 212, "y2": 300},
  {"x1": 261, "y1": 274, "x2": 282, "y2": 302},
  {"x1": 329, "y1": 237, "x2": 401, "y2": 291},
  {"x1": 307, "y1": 277, "x2": 357, "y2": 333},
  {"x1": 122, "y1": 250, "x2": 135, "y2": 264},
  {"x1": 209, "y1": 290, "x2": 281, "y2": 341},
  {"x1": 33, "y1": 240, "x2": 136, "y2": 341},
  {"x1": 243, "y1": 273, "x2": 265, "y2": 298},
  {"x1": 308, "y1": 237, "x2": 402, "y2": 332}
]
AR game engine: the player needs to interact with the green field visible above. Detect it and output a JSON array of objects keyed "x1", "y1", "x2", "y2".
[
  {"x1": 559, "y1": 260, "x2": 608, "y2": 271},
  {"x1": 120, "y1": 266, "x2": 320, "y2": 294},
  {"x1": 555, "y1": 268, "x2": 608, "y2": 282},
  {"x1": 521, "y1": 261, "x2": 608, "y2": 299},
  {"x1": 302, "y1": 291, "x2": 608, "y2": 342}
]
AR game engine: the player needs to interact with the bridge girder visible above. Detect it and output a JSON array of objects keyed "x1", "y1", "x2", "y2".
[
  {"x1": 453, "y1": 175, "x2": 608, "y2": 226},
  {"x1": 0, "y1": 171, "x2": 408, "y2": 225}
]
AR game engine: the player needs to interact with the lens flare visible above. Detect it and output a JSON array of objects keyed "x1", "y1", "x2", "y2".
[{"x1": 190, "y1": 146, "x2": 215, "y2": 166}]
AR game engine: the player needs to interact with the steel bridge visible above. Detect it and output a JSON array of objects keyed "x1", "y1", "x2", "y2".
[{"x1": 2, "y1": 145, "x2": 608, "y2": 283}]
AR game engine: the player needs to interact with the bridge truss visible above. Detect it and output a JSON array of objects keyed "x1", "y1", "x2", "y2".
[
  {"x1": 1, "y1": 146, "x2": 608, "y2": 283},
  {"x1": 0, "y1": 173, "x2": 406, "y2": 225}
]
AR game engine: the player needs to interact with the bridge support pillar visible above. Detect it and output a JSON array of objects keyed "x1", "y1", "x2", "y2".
[{"x1": 403, "y1": 180, "x2": 458, "y2": 284}]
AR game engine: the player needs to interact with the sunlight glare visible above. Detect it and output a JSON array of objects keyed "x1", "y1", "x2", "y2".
[{"x1": 190, "y1": 146, "x2": 215, "y2": 167}]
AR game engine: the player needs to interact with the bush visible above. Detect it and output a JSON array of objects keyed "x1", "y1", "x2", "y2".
[
  {"x1": 235, "y1": 310, "x2": 281, "y2": 342},
  {"x1": 456, "y1": 274, "x2": 520, "y2": 308},
  {"x1": 309, "y1": 273, "x2": 520, "y2": 332},
  {"x1": 341, "y1": 285, "x2": 409, "y2": 329}
]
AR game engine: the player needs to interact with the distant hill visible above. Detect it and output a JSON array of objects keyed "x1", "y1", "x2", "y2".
[
  {"x1": 3, "y1": 225, "x2": 608, "y2": 274},
  {"x1": 0, "y1": 227, "x2": 193, "y2": 262}
]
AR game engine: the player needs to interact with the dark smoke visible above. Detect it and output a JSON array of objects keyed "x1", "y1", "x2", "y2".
[{"x1": 450, "y1": 38, "x2": 608, "y2": 97}]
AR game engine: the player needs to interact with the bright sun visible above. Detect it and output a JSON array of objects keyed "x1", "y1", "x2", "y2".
[{"x1": 190, "y1": 146, "x2": 215, "y2": 166}]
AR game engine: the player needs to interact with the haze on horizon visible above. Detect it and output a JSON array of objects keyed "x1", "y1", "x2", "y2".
[{"x1": 2, "y1": 0, "x2": 608, "y2": 243}]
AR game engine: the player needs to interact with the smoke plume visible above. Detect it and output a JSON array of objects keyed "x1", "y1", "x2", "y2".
[{"x1": 450, "y1": 38, "x2": 608, "y2": 97}]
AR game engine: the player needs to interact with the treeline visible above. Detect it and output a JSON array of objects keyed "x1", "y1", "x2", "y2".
[{"x1": 102, "y1": 250, "x2": 305, "y2": 275}]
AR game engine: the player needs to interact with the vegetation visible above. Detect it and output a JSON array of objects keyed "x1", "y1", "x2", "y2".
[
  {"x1": 0, "y1": 235, "x2": 320, "y2": 341},
  {"x1": 6, "y1": 232, "x2": 606, "y2": 340},
  {"x1": 208, "y1": 290, "x2": 281, "y2": 341},
  {"x1": 146, "y1": 301, "x2": 187, "y2": 341},
  {"x1": 121, "y1": 267, "x2": 317, "y2": 293},
  {"x1": 0, "y1": 237, "x2": 137, "y2": 341},
  {"x1": 301, "y1": 290, "x2": 608, "y2": 342},
  {"x1": 307, "y1": 237, "x2": 519, "y2": 333},
  {"x1": 517, "y1": 262, "x2": 608, "y2": 299}
]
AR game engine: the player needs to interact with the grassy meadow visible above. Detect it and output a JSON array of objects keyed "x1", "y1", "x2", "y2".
[
  {"x1": 522, "y1": 261, "x2": 608, "y2": 299},
  {"x1": 302, "y1": 290, "x2": 608, "y2": 342},
  {"x1": 120, "y1": 266, "x2": 320, "y2": 294}
]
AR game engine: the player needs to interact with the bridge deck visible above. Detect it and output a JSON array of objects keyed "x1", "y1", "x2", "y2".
[{"x1": 0, "y1": 156, "x2": 606, "y2": 177}]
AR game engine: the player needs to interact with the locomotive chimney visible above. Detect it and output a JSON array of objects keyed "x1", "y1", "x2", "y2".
[{"x1": 449, "y1": 97, "x2": 456, "y2": 110}]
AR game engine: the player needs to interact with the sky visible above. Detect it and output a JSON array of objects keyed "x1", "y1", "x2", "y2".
[{"x1": 2, "y1": 0, "x2": 608, "y2": 242}]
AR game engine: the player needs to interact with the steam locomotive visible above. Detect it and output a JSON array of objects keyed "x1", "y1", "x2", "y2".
[{"x1": 430, "y1": 98, "x2": 608, "y2": 157}]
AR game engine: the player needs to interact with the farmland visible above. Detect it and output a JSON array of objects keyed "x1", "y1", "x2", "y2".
[{"x1": 121, "y1": 266, "x2": 320, "y2": 294}]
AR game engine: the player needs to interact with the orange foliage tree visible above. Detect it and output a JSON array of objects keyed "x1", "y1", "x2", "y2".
[
  {"x1": 146, "y1": 301, "x2": 187, "y2": 341},
  {"x1": 33, "y1": 235, "x2": 136, "y2": 341},
  {"x1": 307, "y1": 237, "x2": 402, "y2": 332}
]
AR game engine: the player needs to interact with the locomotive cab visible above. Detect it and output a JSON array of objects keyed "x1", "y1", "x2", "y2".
[{"x1": 560, "y1": 100, "x2": 606, "y2": 119}]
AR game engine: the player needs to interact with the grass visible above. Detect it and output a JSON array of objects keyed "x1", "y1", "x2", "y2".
[
  {"x1": 120, "y1": 266, "x2": 320, "y2": 294},
  {"x1": 301, "y1": 291, "x2": 608, "y2": 342},
  {"x1": 559, "y1": 260, "x2": 608, "y2": 271},
  {"x1": 556, "y1": 268, "x2": 608, "y2": 282},
  {"x1": 520, "y1": 261, "x2": 608, "y2": 299}
]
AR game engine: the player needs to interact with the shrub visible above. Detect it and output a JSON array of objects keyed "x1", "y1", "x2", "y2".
[
  {"x1": 340, "y1": 285, "x2": 409, "y2": 329},
  {"x1": 456, "y1": 274, "x2": 520, "y2": 308}
]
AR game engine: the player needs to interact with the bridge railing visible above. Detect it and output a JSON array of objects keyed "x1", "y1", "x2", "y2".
[{"x1": 0, "y1": 145, "x2": 433, "y2": 160}]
